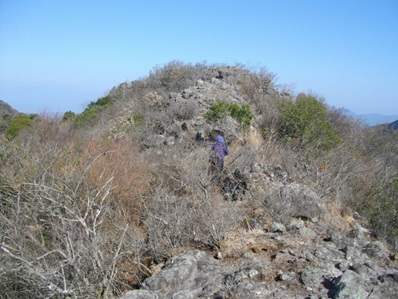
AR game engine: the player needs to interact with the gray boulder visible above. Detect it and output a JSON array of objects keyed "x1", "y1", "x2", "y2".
[
  {"x1": 124, "y1": 250, "x2": 224, "y2": 299},
  {"x1": 120, "y1": 244, "x2": 398, "y2": 299},
  {"x1": 329, "y1": 269, "x2": 369, "y2": 299},
  {"x1": 271, "y1": 222, "x2": 286, "y2": 233},
  {"x1": 120, "y1": 290, "x2": 159, "y2": 299},
  {"x1": 142, "y1": 135, "x2": 165, "y2": 148},
  {"x1": 300, "y1": 266, "x2": 330, "y2": 287},
  {"x1": 267, "y1": 183, "x2": 326, "y2": 223}
]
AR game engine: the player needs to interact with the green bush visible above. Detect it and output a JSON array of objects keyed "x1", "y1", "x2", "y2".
[
  {"x1": 0, "y1": 120, "x2": 7, "y2": 133},
  {"x1": 88, "y1": 95, "x2": 112, "y2": 108},
  {"x1": 204, "y1": 101, "x2": 229, "y2": 122},
  {"x1": 279, "y1": 95, "x2": 341, "y2": 150},
  {"x1": 228, "y1": 103, "x2": 253, "y2": 127},
  {"x1": 62, "y1": 111, "x2": 76, "y2": 121},
  {"x1": 205, "y1": 101, "x2": 253, "y2": 127},
  {"x1": 132, "y1": 113, "x2": 145, "y2": 126},
  {"x1": 72, "y1": 107, "x2": 101, "y2": 128},
  {"x1": 4, "y1": 114, "x2": 33, "y2": 140},
  {"x1": 72, "y1": 96, "x2": 113, "y2": 128}
]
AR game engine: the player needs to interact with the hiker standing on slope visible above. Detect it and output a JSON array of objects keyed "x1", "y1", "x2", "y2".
[{"x1": 209, "y1": 135, "x2": 229, "y2": 184}]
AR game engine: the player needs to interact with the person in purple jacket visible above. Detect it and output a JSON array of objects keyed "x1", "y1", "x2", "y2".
[{"x1": 209, "y1": 135, "x2": 229, "y2": 184}]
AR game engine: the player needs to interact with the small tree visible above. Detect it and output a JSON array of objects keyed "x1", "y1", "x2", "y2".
[{"x1": 279, "y1": 94, "x2": 341, "y2": 150}]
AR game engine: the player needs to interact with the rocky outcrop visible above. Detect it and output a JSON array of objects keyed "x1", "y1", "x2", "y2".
[
  {"x1": 108, "y1": 69, "x2": 261, "y2": 144},
  {"x1": 266, "y1": 183, "x2": 326, "y2": 223},
  {"x1": 121, "y1": 219, "x2": 398, "y2": 299}
]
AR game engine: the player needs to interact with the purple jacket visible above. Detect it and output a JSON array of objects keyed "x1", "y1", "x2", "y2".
[{"x1": 210, "y1": 135, "x2": 229, "y2": 160}]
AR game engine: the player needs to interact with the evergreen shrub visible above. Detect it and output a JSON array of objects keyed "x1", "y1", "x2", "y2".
[
  {"x1": 279, "y1": 94, "x2": 341, "y2": 150},
  {"x1": 4, "y1": 114, "x2": 33, "y2": 140},
  {"x1": 205, "y1": 101, "x2": 253, "y2": 127}
]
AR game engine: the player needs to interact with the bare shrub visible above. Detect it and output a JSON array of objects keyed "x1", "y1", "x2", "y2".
[
  {"x1": 140, "y1": 146, "x2": 243, "y2": 258},
  {"x1": 170, "y1": 98, "x2": 198, "y2": 121},
  {"x1": 299, "y1": 113, "x2": 398, "y2": 249},
  {"x1": 234, "y1": 66, "x2": 283, "y2": 136},
  {"x1": 0, "y1": 162, "x2": 145, "y2": 298},
  {"x1": 178, "y1": 148, "x2": 244, "y2": 247},
  {"x1": 142, "y1": 185, "x2": 195, "y2": 259},
  {"x1": 81, "y1": 137, "x2": 153, "y2": 223},
  {"x1": 147, "y1": 60, "x2": 205, "y2": 93},
  {"x1": 327, "y1": 107, "x2": 363, "y2": 142},
  {"x1": 237, "y1": 75, "x2": 257, "y2": 100},
  {"x1": 193, "y1": 190, "x2": 243, "y2": 248},
  {"x1": 236, "y1": 66, "x2": 276, "y2": 101},
  {"x1": 139, "y1": 147, "x2": 209, "y2": 259},
  {"x1": 258, "y1": 94, "x2": 283, "y2": 134},
  {"x1": 350, "y1": 128, "x2": 398, "y2": 247},
  {"x1": 0, "y1": 118, "x2": 153, "y2": 298}
]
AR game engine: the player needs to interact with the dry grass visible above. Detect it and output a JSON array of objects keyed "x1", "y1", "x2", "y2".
[
  {"x1": 219, "y1": 228, "x2": 281, "y2": 260},
  {"x1": 245, "y1": 129, "x2": 263, "y2": 150},
  {"x1": 323, "y1": 200, "x2": 354, "y2": 232}
]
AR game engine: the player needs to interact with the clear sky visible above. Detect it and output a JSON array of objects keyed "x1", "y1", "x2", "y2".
[{"x1": 0, "y1": 0, "x2": 397, "y2": 115}]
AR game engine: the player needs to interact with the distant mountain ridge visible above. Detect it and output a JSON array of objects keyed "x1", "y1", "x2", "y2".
[
  {"x1": 360, "y1": 113, "x2": 398, "y2": 126},
  {"x1": 343, "y1": 109, "x2": 398, "y2": 126}
]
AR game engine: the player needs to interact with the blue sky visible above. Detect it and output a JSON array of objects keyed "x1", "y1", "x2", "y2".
[{"x1": 0, "y1": 0, "x2": 397, "y2": 115}]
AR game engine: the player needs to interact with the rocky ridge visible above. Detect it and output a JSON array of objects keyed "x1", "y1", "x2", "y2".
[{"x1": 110, "y1": 67, "x2": 398, "y2": 298}]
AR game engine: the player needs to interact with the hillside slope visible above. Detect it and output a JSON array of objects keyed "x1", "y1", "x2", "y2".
[
  {"x1": 388, "y1": 120, "x2": 398, "y2": 130},
  {"x1": 109, "y1": 64, "x2": 398, "y2": 299},
  {"x1": 0, "y1": 99, "x2": 18, "y2": 120},
  {"x1": 1, "y1": 62, "x2": 397, "y2": 299}
]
